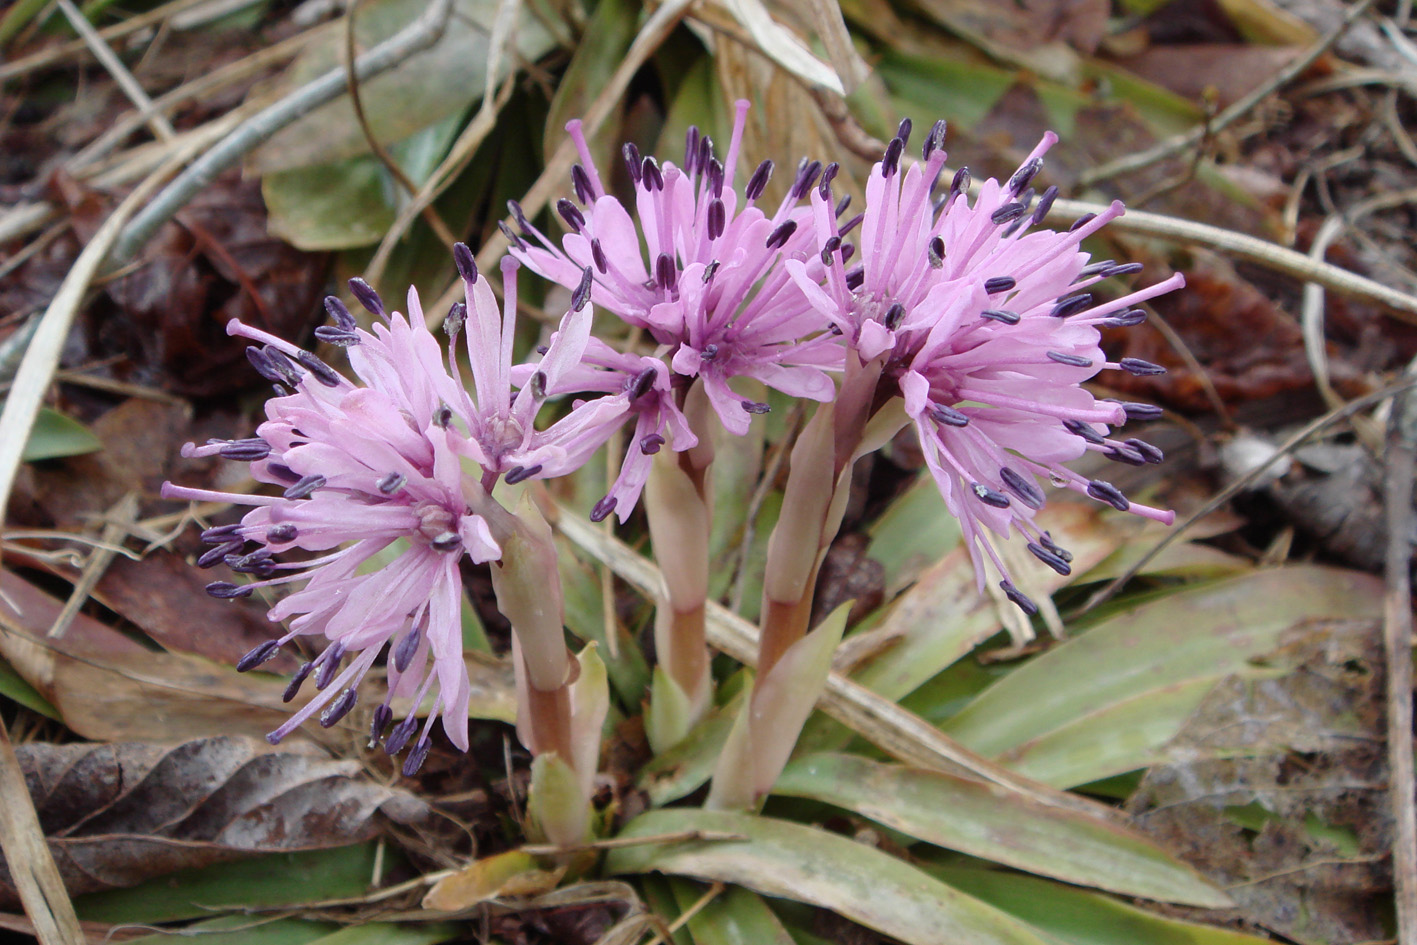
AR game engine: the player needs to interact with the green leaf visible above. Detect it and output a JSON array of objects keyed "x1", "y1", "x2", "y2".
[
  {"x1": 0, "y1": 656, "x2": 59, "y2": 718},
  {"x1": 20, "y1": 406, "x2": 102, "y2": 462},
  {"x1": 941, "y1": 567, "x2": 1383, "y2": 786},
  {"x1": 875, "y1": 49, "x2": 1015, "y2": 133},
  {"x1": 606, "y1": 809, "x2": 1050, "y2": 945},
  {"x1": 75, "y1": 844, "x2": 385, "y2": 924},
  {"x1": 671, "y1": 880, "x2": 797, "y2": 945},
  {"x1": 639, "y1": 681, "x2": 747, "y2": 806},
  {"x1": 125, "y1": 917, "x2": 339, "y2": 945},
  {"x1": 925, "y1": 866, "x2": 1273, "y2": 945},
  {"x1": 543, "y1": 0, "x2": 639, "y2": 168},
  {"x1": 773, "y1": 753, "x2": 1229, "y2": 907}
]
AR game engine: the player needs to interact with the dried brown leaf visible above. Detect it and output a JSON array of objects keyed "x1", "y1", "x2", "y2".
[{"x1": 0, "y1": 735, "x2": 429, "y2": 906}]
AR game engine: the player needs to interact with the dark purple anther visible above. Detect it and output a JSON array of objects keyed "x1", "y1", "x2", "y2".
[
  {"x1": 629, "y1": 366, "x2": 657, "y2": 400},
  {"x1": 1027, "y1": 541, "x2": 1071, "y2": 575},
  {"x1": 530, "y1": 371, "x2": 547, "y2": 399},
  {"x1": 839, "y1": 212, "x2": 864, "y2": 237},
  {"x1": 895, "y1": 117, "x2": 913, "y2": 147},
  {"x1": 219, "y1": 438, "x2": 271, "y2": 461},
  {"x1": 557, "y1": 198, "x2": 585, "y2": 233},
  {"x1": 707, "y1": 199, "x2": 726, "y2": 241},
  {"x1": 1125, "y1": 438, "x2": 1164, "y2": 464},
  {"x1": 1119, "y1": 401, "x2": 1163, "y2": 421},
  {"x1": 296, "y1": 351, "x2": 341, "y2": 387},
  {"x1": 1102, "y1": 262, "x2": 1144, "y2": 278},
  {"x1": 765, "y1": 220, "x2": 797, "y2": 250},
  {"x1": 745, "y1": 160, "x2": 773, "y2": 201},
  {"x1": 821, "y1": 235, "x2": 841, "y2": 267},
  {"x1": 384, "y1": 716, "x2": 418, "y2": 756},
  {"x1": 503, "y1": 465, "x2": 542, "y2": 486},
  {"x1": 930, "y1": 404, "x2": 970, "y2": 427},
  {"x1": 984, "y1": 276, "x2": 1016, "y2": 294},
  {"x1": 741, "y1": 401, "x2": 771, "y2": 415},
  {"x1": 1101, "y1": 309, "x2": 1147, "y2": 328},
  {"x1": 572, "y1": 266, "x2": 594, "y2": 312},
  {"x1": 840, "y1": 243, "x2": 855, "y2": 264},
  {"x1": 590, "y1": 495, "x2": 617, "y2": 523},
  {"x1": 430, "y1": 530, "x2": 463, "y2": 551},
  {"x1": 263, "y1": 347, "x2": 303, "y2": 386},
  {"x1": 623, "y1": 142, "x2": 642, "y2": 183},
  {"x1": 1105, "y1": 445, "x2": 1147, "y2": 466},
  {"x1": 1000, "y1": 466, "x2": 1045, "y2": 509},
  {"x1": 923, "y1": 119, "x2": 947, "y2": 159},
  {"x1": 1063, "y1": 418, "x2": 1106, "y2": 444},
  {"x1": 1087, "y1": 479, "x2": 1131, "y2": 511},
  {"x1": 1000, "y1": 580, "x2": 1039, "y2": 616},
  {"x1": 700, "y1": 343, "x2": 719, "y2": 362},
  {"x1": 315, "y1": 644, "x2": 345, "y2": 690},
  {"x1": 791, "y1": 160, "x2": 822, "y2": 200},
  {"x1": 402, "y1": 736, "x2": 432, "y2": 776},
  {"x1": 971, "y1": 482, "x2": 1011, "y2": 508},
  {"x1": 1030, "y1": 186, "x2": 1058, "y2": 226},
  {"x1": 444, "y1": 301, "x2": 467, "y2": 338},
  {"x1": 206, "y1": 582, "x2": 253, "y2": 599},
  {"x1": 835, "y1": 193, "x2": 852, "y2": 218},
  {"x1": 571, "y1": 163, "x2": 594, "y2": 203},
  {"x1": 1120, "y1": 358, "x2": 1166, "y2": 376},
  {"x1": 845, "y1": 266, "x2": 865, "y2": 291},
  {"x1": 1051, "y1": 293, "x2": 1093, "y2": 318},
  {"x1": 324, "y1": 295, "x2": 357, "y2": 330},
  {"x1": 990, "y1": 202, "x2": 1026, "y2": 226},
  {"x1": 1007, "y1": 157, "x2": 1042, "y2": 196},
  {"x1": 369, "y1": 704, "x2": 393, "y2": 747},
  {"x1": 377, "y1": 472, "x2": 406, "y2": 494},
  {"x1": 1047, "y1": 351, "x2": 1093, "y2": 368},
  {"x1": 265, "y1": 523, "x2": 298, "y2": 544},
  {"x1": 433, "y1": 404, "x2": 453, "y2": 428},
  {"x1": 640, "y1": 434, "x2": 665, "y2": 455},
  {"x1": 507, "y1": 199, "x2": 531, "y2": 232},
  {"x1": 314, "y1": 326, "x2": 360, "y2": 346},
  {"x1": 282, "y1": 474, "x2": 325, "y2": 500},
  {"x1": 237, "y1": 639, "x2": 281, "y2": 672},
  {"x1": 394, "y1": 623, "x2": 421, "y2": 673},
  {"x1": 928, "y1": 236, "x2": 946, "y2": 269},
  {"x1": 320, "y1": 688, "x2": 357, "y2": 728},
  {"x1": 703, "y1": 260, "x2": 720, "y2": 282},
  {"x1": 819, "y1": 162, "x2": 839, "y2": 199},
  {"x1": 349, "y1": 277, "x2": 385, "y2": 318},
  {"x1": 707, "y1": 158, "x2": 724, "y2": 197},
  {"x1": 884, "y1": 302, "x2": 906, "y2": 330},
  {"x1": 226, "y1": 549, "x2": 275, "y2": 577},
  {"x1": 642, "y1": 156, "x2": 664, "y2": 192},
  {"x1": 283, "y1": 662, "x2": 313, "y2": 703},
  {"x1": 881, "y1": 137, "x2": 904, "y2": 176},
  {"x1": 684, "y1": 126, "x2": 700, "y2": 172},
  {"x1": 201, "y1": 524, "x2": 242, "y2": 544},
  {"x1": 949, "y1": 167, "x2": 971, "y2": 199},
  {"x1": 981, "y1": 309, "x2": 1020, "y2": 325},
  {"x1": 498, "y1": 221, "x2": 524, "y2": 249},
  {"x1": 266, "y1": 462, "x2": 299, "y2": 483},
  {"x1": 591, "y1": 238, "x2": 609, "y2": 274},
  {"x1": 243, "y1": 342, "x2": 280, "y2": 379},
  {"x1": 1040, "y1": 532, "x2": 1073, "y2": 562},
  {"x1": 1079, "y1": 259, "x2": 1116, "y2": 278},
  {"x1": 655, "y1": 253, "x2": 677, "y2": 292},
  {"x1": 1069, "y1": 213, "x2": 1097, "y2": 232},
  {"x1": 197, "y1": 541, "x2": 243, "y2": 569}
]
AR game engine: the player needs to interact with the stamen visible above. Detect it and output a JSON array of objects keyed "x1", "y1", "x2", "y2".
[
  {"x1": 1027, "y1": 541, "x2": 1071, "y2": 575},
  {"x1": 283, "y1": 662, "x2": 313, "y2": 702},
  {"x1": 369, "y1": 704, "x2": 393, "y2": 747},
  {"x1": 497, "y1": 221, "x2": 524, "y2": 249},
  {"x1": 998, "y1": 467, "x2": 1043, "y2": 509},
  {"x1": 791, "y1": 159, "x2": 823, "y2": 200},
  {"x1": 821, "y1": 235, "x2": 842, "y2": 267},
  {"x1": 431, "y1": 530, "x2": 463, "y2": 550},
  {"x1": 591, "y1": 239, "x2": 609, "y2": 274},
  {"x1": 1119, "y1": 401, "x2": 1163, "y2": 421},
  {"x1": 402, "y1": 736, "x2": 432, "y2": 776},
  {"x1": 881, "y1": 137, "x2": 904, "y2": 176},
  {"x1": 984, "y1": 276, "x2": 1016, "y2": 294},
  {"x1": 384, "y1": 716, "x2": 418, "y2": 755},
  {"x1": 1101, "y1": 262, "x2": 1144, "y2": 278},
  {"x1": 324, "y1": 296, "x2": 357, "y2": 330},
  {"x1": 320, "y1": 688, "x2": 357, "y2": 727},
  {"x1": 349, "y1": 277, "x2": 385, "y2": 317},
  {"x1": 883, "y1": 302, "x2": 905, "y2": 330},
  {"x1": 745, "y1": 160, "x2": 773, "y2": 201},
  {"x1": 207, "y1": 581, "x2": 253, "y2": 599},
  {"x1": 1030, "y1": 186, "x2": 1058, "y2": 226},
  {"x1": 629, "y1": 366, "x2": 657, "y2": 400},
  {"x1": 1046, "y1": 351, "x2": 1093, "y2": 368},
  {"x1": 201, "y1": 524, "x2": 242, "y2": 544},
  {"x1": 282, "y1": 474, "x2": 325, "y2": 500},
  {"x1": 835, "y1": 193, "x2": 852, "y2": 218},
  {"x1": 557, "y1": 198, "x2": 585, "y2": 232},
  {"x1": 1000, "y1": 580, "x2": 1039, "y2": 616},
  {"x1": 990, "y1": 201, "x2": 1027, "y2": 225},
  {"x1": 949, "y1": 167, "x2": 971, "y2": 199},
  {"x1": 655, "y1": 253, "x2": 677, "y2": 292},
  {"x1": 896, "y1": 117, "x2": 913, "y2": 147},
  {"x1": 314, "y1": 326, "x2": 360, "y2": 346},
  {"x1": 623, "y1": 142, "x2": 642, "y2": 184},
  {"x1": 700, "y1": 343, "x2": 719, "y2": 362},
  {"x1": 819, "y1": 162, "x2": 839, "y2": 199},
  {"x1": 765, "y1": 220, "x2": 798, "y2": 250},
  {"x1": 1120, "y1": 358, "x2": 1166, "y2": 376},
  {"x1": 1105, "y1": 445, "x2": 1147, "y2": 466},
  {"x1": 444, "y1": 301, "x2": 467, "y2": 337},
  {"x1": 1125, "y1": 438, "x2": 1164, "y2": 464},
  {"x1": 266, "y1": 523, "x2": 298, "y2": 543},
  {"x1": 1086, "y1": 479, "x2": 1131, "y2": 511},
  {"x1": 1051, "y1": 293, "x2": 1093, "y2": 318},
  {"x1": 394, "y1": 622, "x2": 422, "y2": 672},
  {"x1": 590, "y1": 495, "x2": 617, "y2": 523},
  {"x1": 741, "y1": 400, "x2": 771, "y2": 415},
  {"x1": 923, "y1": 119, "x2": 947, "y2": 159},
  {"x1": 845, "y1": 266, "x2": 865, "y2": 290},
  {"x1": 296, "y1": 351, "x2": 341, "y2": 387},
  {"x1": 707, "y1": 199, "x2": 726, "y2": 241},
  {"x1": 641, "y1": 156, "x2": 664, "y2": 191},
  {"x1": 971, "y1": 482, "x2": 1011, "y2": 508},
  {"x1": 1063, "y1": 418, "x2": 1106, "y2": 443},
  {"x1": 640, "y1": 434, "x2": 665, "y2": 454},
  {"x1": 453, "y1": 242, "x2": 478, "y2": 284},
  {"x1": 197, "y1": 541, "x2": 243, "y2": 568},
  {"x1": 571, "y1": 266, "x2": 594, "y2": 311},
  {"x1": 237, "y1": 639, "x2": 281, "y2": 672},
  {"x1": 1007, "y1": 157, "x2": 1042, "y2": 196},
  {"x1": 929, "y1": 404, "x2": 970, "y2": 427},
  {"x1": 377, "y1": 472, "x2": 406, "y2": 494},
  {"x1": 267, "y1": 463, "x2": 299, "y2": 483},
  {"x1": 980, "y1": 309, "x2": 1020, "y2": 325},
  {"x1": 1101, "y1": 309, "x2": 1147, "y2": 328},
  {"x1": 1068, "y1": 213, "x2": 1096, "y2": 232},
  {"x1": 531, "y1": 371, "x2": 547, "y2": 399},
  {"x1": 503, "y1": 465, "x2": 542, "y2": 485},
  {"x1": 316, "y1": 643, "x2": 346, "y2": 689},
  {"x1": 703, "y1": 260, "x2": 719, "y2": 282},
  {"x1": 220, "y1": 438, "x2": 271, "y2": 461},
  {"x1": 433, "y1": 404, "x2": 453, "y2": 428},
  {"x1": 571, "y1": 164, "x2": 594, "y2": 204},
  {"x1": 928, "y1": 236, "x2": 945, "y2": 268}
]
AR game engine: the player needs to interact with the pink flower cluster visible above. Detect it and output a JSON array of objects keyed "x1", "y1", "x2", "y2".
[{"x1": 168, "y1": 104, "x2": 1180, "y2": 759}]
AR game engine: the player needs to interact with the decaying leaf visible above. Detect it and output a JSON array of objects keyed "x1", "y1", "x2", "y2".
[{"x1": 0, "y1": 735, "x2": 429, "y2": 906}]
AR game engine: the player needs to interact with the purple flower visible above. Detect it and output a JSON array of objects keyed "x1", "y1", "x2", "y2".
[
  {"x1": 162, "y1": 281, "x2": 502, "y2": 769},
  {"x1": 791, "y1": 120, "x2": 1183, "y2": 611},
  {"x1": 509, "y1": 101, "x2": 841, "y2": 436}
]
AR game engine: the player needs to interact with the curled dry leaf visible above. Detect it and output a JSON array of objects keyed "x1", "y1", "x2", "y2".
[{"x1": 0, "y1": 735, "x2": 429, "y2": 907}]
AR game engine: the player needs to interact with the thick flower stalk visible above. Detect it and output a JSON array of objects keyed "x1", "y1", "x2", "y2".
[{"x1": 161, "y1": 280, "x2": 503, "y2": 774}]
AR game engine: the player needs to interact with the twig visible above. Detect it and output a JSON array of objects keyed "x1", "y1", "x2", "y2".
[
  {"x1": 1080, "y1": 378, "x2": 1417, "y2": 613},
  {"x1": 342, "y1": 0, "x2": 458, "y2": 251},
  {"x1": 0, "y1": 723, "x2": 84, "y2": 945},
  {"x1": 1384, "y1": 366, "x2": 1417, "y2": 944},
  {"x1": 54, "y1": 0, "x2": 176, "y2": 143},
  {"x1": 0, "y1": 0, "x2": 214, "y2": 83},
  {"x1": 1077, "y1": 0, "x2": 1377, "y2": 187},
  {"x1": 48, "y1": 492, "x2": 137, "y2": 639},
  {"x1": 108, "y1": 0, "x2": 454, "y2": 266},
  {"x1": 1047, "y1": 195, "x2": 1417, "y2": 320}
]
